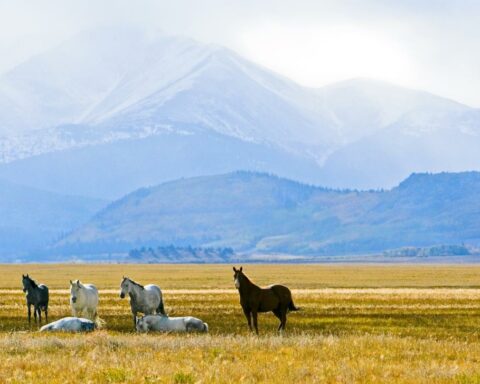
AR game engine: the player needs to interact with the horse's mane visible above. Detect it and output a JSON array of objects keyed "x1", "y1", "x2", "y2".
[
  {"x1": 125, "y1": 277, "x2": 144, "y2": 290},
  {"x1": 24, "y1": 275, "x2": 38, "y2": 288},
  {"x1": 239, "y1": 271, "x2": 256, "y2": 286}
]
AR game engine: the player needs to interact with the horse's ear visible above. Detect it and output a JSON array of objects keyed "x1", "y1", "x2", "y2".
[
  {"x1": 22, "y1": 274, "x2": 25, "y2": 278},
  {"x1": 69, "y1": 280, "x2": 73, "y2": 285},
  {"x1": 77, "y1": 280, "x2": 81, "y2": 287},
  {"x1": 239, "y1": 266, "x2": 243, "y2": 272},
  {"x1": 26, "y1": 274, "x2": 29, "y2": 277},
  {"x1": 233, "y1": 267, "x2": 237, "y2": 272}
]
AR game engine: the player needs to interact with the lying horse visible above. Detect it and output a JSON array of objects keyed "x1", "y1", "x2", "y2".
[
  {"x1": 136, "y1": 314, "x2": 208, "y2": 333},
  {"x1": 40, "y1": 317, "x2": 96, "y2": 332},
  {"x1": 70, "y1": 280, "x2": 99, "y2": 321},
  {"x1": 233, "y1": 266, "x2": 298, "y2": 333},
  {"x1": 120, "y1": 276, "x2": 166, "y2": 328},
  {"x1": 22, "y1": 274, "x2": 49, "y2": 324}
]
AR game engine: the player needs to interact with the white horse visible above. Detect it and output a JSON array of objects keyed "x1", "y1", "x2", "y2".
[
  {"x1": 120, "y1": 276, "x2": 166, "y2": 328},
  {"x1": 70, "y1": 280, "x2": 99, "y2": 321},
  {"x1": 40, "y1": 317, "x2": 95, "y2": 332},
  {"x1": 136, "y1": 314, "x2": 208, "y2": 333}
]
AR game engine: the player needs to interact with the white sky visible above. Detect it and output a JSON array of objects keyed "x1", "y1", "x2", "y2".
[{"x1": 0, "y1": 0, "x2": 479, "y2": 107}]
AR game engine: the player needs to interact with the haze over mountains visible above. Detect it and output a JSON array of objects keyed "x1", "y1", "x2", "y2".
[
  {"x1": 0, "y1": 27, "x2": 478, "y2": 200},
  {"x1": 0, "y1": 27, "x2": 478, "y2": 262}
]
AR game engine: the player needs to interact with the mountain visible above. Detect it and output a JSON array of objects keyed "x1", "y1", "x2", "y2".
[
  {"x1": 0, "y1": 28, "x2": 478, "y2": 198},
  {"x1": 51, "y1": 171, "x2": 480, "y2": 259},
  {"x1": 316, "y1": 80, "x2": 480, "y2": 189},
  {"x1": 0, "y1": 180, "x2": 107, "y2": 259}
]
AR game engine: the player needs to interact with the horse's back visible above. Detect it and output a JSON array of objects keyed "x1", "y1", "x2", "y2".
[
  {"x1": 269, "y1": 284, "x2": 293, "y2": 301},
  {"x1": 84, "y1": 284, "x2": 99, "y2": 301},
  {"x1": 84, "y1": 284, "x2": 98, "y2": 293},
  {"x1": 144, "y1": 284, "x2": 161, "y2": 294},
  {"x1": 144, "y1": 284, "x2": 162, "y2": 301},
  {"x1": 38, "y1": 284, "x2": 49, "y2": 303},
  {"x1": 140, "y1": 284, "x2": 162, "y2": 312}
]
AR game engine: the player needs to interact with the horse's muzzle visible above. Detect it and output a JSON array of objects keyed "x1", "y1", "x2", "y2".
[
  {"x1": 71, "y1": 297, "x2": 77, "y2": 303},
  {"x1": 120, "y1": 293, "x2": 125, "y2": 299},
  {"x1": 22, "y1": 288, "x2": 26, "y2": 293}
]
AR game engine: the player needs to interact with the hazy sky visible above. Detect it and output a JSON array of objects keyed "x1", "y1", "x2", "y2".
[{"x1": 0, "y1": 0, "x2": 479, "y2": 106}]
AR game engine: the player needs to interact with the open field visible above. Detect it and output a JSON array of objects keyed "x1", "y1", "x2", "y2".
[{"x1": 1, "y1": 264, "x2": 480, "y2": 383}]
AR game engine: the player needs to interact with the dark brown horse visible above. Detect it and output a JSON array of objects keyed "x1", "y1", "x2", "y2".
[{"x1": 233, "y1": 266, "x2": 298, "y2": 333}]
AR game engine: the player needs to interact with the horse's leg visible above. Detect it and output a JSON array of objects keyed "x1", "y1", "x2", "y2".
[
  {"x1": 38, "y1": 306, "x2": 42, "y2": 324},
  {"x1": 27, "y1": 304, "x2": 31, "y2": 323},
  {"x1": 44, "y1": 306, "x2": 48, "y2": 323},
  {"x1": 242, "y1": 307, "x2": 252, "y2": 332},
  {"x1": 132, "y1": 312, "x2": 137, "y2": 329},
  {"x1": 252, "y1": 309, "x2": 259, "y2": 334},
  {"x1": 273, "y1": 308, "x2": 282, "y2": 331},
  {"x1": 280, "y1": 307, "x2": 287, "y2": 331},
  {"x1": 33, "y1": 305, "x2": 38, "y2": 323}
]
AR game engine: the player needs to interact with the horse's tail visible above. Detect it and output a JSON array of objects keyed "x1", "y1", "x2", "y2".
[
  {"x1": 203, "y1": 323, "x2": 209, "y2": 333},
  {"x1": 288, "y1": 300, "x2": 299, "y2": 311},
  {"x1": 157, "y1": 300, "x2": 166, "y2": 316},
  {"x1": 94, "y1": 315, "x2": 105, "y2": 329}
]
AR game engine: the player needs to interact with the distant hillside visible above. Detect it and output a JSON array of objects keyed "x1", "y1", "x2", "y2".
[
  {"x1": 128, "y1": 245, "x2": 235, "y2": 263},
  {"x1": 51, "y1": 171, "x2": 480, "y2": 259},
  {"x1": 0, "y1": 180, "x2": 107, "y2": 258}
]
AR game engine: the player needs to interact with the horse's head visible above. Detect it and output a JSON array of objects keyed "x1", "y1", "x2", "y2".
[
  {"x1": 120, "y1": 276, "x2": 130, "y2": 299},
  {"x1": 21, "y1": 274, "x2": 31, "y2": 292},
  {"x1": 233, "y1": 266, "x2": 244, "y2": 289},
  {"x1": 70, "y1": 280, "x2": 82, "y2": 303},
  {"x1": 135, "y1": 316, "x2": 148, "y2": 332}
]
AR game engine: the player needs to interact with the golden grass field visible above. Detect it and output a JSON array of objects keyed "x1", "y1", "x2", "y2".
[{"x1": 1, "y1": 264, "x2": 480, "y2": 383}]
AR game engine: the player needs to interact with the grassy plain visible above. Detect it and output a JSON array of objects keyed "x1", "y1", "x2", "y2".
[{"x1": 1, "y1": 264, "x2": 480, "y2": 383}]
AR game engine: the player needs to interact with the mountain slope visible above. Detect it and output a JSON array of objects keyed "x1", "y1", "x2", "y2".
[
  {"x1": 0, "y1": 180, "x2": 107, "y2": 258},
  {"x1": 52, "y1": 171, "x2": 480, "y2": 258},
  {"x1": 0, "y1": 28, "x2": 478, "y2": 196},
  {"x1": 317, "y1": 107, "x2": 480, "y2": 189}
]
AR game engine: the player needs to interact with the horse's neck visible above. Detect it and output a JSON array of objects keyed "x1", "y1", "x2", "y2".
[
  {"x1": 26, "y1": 286, "x2": 36, "y2": 295},
  {"x1": 239, "y1": 277, "x2": 259, "y2": 296},
  {"x1": 129, "y1": 286, "x2": 145, "y2": 303}
]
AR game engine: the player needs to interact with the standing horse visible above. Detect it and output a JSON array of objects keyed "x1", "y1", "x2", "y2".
[
  {"x1": 233, "y1": 266, "x2": 298, "y2": 333},
  {"x1": 70, "y1": 280, "x2": 99, "y2": 321},
  {"x1": 120, "y1": 276, "x2": 166, "y2": 328},
  {"x1": 22, "y1": 274, "x2": 49, "y2": 324}
]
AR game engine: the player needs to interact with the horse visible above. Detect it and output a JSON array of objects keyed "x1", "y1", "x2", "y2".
[
  {"x1": 136, "y1": 314, "x2": 208, "y2": 333},
  {"x1": 70, "y1": 280, "x2": 99, "y2": 321},
  {"x1": 120, "y1": 276, "x2": 166, "y2": 328},
  {"x1": 233, "y1": 266, "x2": 298, "y2": 333},
  {"x1": 22, "y1": 274, "x2": 49, "y2": 324},
  {"x1": 40, "y1": 317, "x2": 96, "y2": 332}
]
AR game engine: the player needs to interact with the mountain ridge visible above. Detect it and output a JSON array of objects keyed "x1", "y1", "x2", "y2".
[{"x1": 48, "y1": 170, "x2": 480, "y2": 260}]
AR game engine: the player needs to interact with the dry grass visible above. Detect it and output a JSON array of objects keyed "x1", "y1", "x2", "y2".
[
  {"x1": 1, "y1": 264, "x2": 480, "y2": 383},
  {"x1": 3, "y1": 263, "x2": 480, "y2": 289}
]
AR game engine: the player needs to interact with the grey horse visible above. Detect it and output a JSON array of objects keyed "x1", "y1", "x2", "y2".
[
  {"x1": 40, "y1": 317, "x2": 96, "y2": 332},
  {"x1": 120, "y1": 276, "x2": 166, "y2": 328},
  {"x1": 22, "y1": 274, "x2": 49, "y2": 324},
  {"x1": 136, "y1": 314, "x2": 208, "y2": 333}
]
